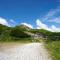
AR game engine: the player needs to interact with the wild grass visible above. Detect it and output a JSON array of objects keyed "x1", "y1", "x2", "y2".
[
  {"x1": 0, "y1": 38, "x2": 32, "y2": 43},
  {"x1": 45, "y1": 41, "x2": 60, "y2": 60}
]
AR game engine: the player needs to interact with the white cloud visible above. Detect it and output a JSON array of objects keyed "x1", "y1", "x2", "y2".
[
  {"x1": 21, "y1": 23, "x2": 33, "y2": 28},
  {"x1": 45, "y1": 10, "x2": 56, "y2": 20},
  {"x1": 51, "y1": 25, "x2": 60, "y2": 32},
  {"x1": 8, "y1": 19, "x2": 16, "y2": 27},
  {"x1": 49, "y1": 17, "x2": 60, "y2": 23},
  {"x1": 0, "y1": 17, "x2": 9, "y2": 26},
  {"x1": 36, "y1": 19, "x2": 48, "y2": 29},
  {"x1": 44, "y1": 7, "x2": 60, "y2": 22},
  {"x1": 0, "y1": 17, "x2": 16, "y2": 27},
  {"x1": 37, "y1": 6, "x2": 60, "y2": 32},
  {"x1": 36, "y1": 19, "x2": 60, "y2": 32},
  {"x1": 9, "y1": 19, "x2": 16, "y2": 24}
]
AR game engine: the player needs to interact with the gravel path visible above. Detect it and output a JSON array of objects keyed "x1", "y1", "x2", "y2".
[{"x1": 0, "y1": 43, "x2": 51, "y2": 60}]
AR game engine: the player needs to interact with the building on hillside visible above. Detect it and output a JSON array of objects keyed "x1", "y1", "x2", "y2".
[{"x1": 32, "y1": 33, "x2": 45, "y2": 39}]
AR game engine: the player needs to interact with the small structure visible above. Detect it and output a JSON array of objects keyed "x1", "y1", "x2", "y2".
[
  {"x1": 32, "y1": 33, "x2": 44, "y2": 39},
  {"x1": 31, "y1": 33, "x2": 45, "y2": 42}
]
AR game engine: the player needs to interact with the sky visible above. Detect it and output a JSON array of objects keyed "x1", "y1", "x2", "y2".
[{"x1": 0, "y1": 0, "x2": 60, "y2": 32}]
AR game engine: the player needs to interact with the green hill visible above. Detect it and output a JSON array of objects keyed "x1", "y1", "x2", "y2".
[
  {"x1": 0, "y1": 24, "x2": 60, "y2": 42},
  {"x1": 0, "y1": 24, "x2": 31, "y2": 42}
]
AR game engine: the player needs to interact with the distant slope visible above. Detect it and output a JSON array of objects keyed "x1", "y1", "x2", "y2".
[
  {"x1": 0, "y1": 24, "x2": 31, "y2": 41},
  {"x1": 0, "y1": 24, "x2": 60, "y2": 41},
  {"x1": 30, "y1": 29, "x2": 60, "y2": 41}
]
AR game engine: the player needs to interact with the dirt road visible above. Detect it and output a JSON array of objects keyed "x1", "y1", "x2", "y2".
[{"x1": 0, "y1": 43, "x2": 51, "y2": 60}]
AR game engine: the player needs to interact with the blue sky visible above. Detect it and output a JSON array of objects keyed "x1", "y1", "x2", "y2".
[{"x1": 0, "y1": 0, "x2": 60, "y2": 32}]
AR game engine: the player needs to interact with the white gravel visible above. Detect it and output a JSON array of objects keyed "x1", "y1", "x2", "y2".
[{"x1": 0, "y1": 43, "x2": 51, "y2": 60}]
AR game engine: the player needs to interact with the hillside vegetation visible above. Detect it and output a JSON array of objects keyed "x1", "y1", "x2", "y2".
[
  {"x1": 30, "y1": 29, "x2": 60, "y2": 41},
  {"x1": 45, "y1": 41, "x2": 60, "y2": 60},
  {"x1": 0, "y1": 24, "x2": 32, "y2": 42},
  {"x1": 0, "y1": 24, "x2": 60, "y2": 42}
]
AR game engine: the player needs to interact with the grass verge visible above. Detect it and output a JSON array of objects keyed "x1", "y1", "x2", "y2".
[{"x1": 45, "y1": 41, "x2": 60, "y2": 60}]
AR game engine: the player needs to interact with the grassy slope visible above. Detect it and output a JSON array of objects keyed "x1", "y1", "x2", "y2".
[{"x1": 45, "y1": 41, "x2": 60, "y2": 60}]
